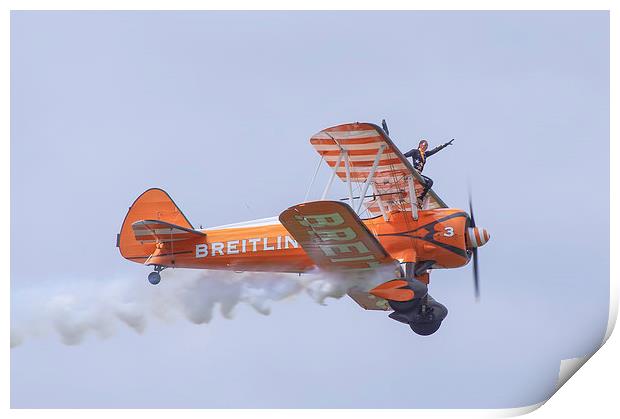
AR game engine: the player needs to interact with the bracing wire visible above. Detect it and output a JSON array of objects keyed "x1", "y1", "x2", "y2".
[{"x1": 304, "y1": 154, "x2": 324, "y2": 202}]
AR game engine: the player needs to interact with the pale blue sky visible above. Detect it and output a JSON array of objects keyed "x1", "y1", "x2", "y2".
[{"x1": 11, "y1": 11, "x2": 609, "y2": 408}]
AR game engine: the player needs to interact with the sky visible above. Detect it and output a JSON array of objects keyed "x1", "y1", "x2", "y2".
[{"x1": 10, "y1": 11, "x2": 610, "y2": 408}]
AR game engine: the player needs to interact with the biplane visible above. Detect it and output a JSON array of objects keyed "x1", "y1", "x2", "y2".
[{"x1": 117, "y1": 122, "x2": 490, "y2": 335}]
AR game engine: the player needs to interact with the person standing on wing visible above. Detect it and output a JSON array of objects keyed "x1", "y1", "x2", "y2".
[{"x1": 404, "y1": 138, "x2": 454, "y2": 205}]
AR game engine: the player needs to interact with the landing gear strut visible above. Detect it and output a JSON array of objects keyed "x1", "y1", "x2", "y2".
[
  {"x1": 147, "y1": 265, "x2": 166, "y2": 285},
  {"x1": 387, "y1": 262, "x2": 448, "y2": 336}
]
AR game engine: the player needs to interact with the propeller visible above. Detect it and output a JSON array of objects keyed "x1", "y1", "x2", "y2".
[{"x1": 469, "y1": 192, "x2": 480, "y2": 301}]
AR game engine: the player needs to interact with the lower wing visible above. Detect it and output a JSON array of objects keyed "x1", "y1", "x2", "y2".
[{"x1": 279, "y1": 200, "x2": 403, "y2": 310}]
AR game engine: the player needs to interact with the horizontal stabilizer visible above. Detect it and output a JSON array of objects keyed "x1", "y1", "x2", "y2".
[{"x1": 132, "y1": 219, "x2": 205, "y2": 244}]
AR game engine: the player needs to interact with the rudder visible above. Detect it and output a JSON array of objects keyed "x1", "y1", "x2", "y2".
[{"x1": 117, "y1": 188, "x2": 194, "y2": 262}]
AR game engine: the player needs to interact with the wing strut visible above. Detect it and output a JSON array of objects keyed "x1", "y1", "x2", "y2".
[
  {"x1": 406, "y1": 175, "x2": 419, "y2": 220},
  {"x1": 356, "y1": 144, "x2": 386, "y2": 213},
  {"x1": 321, "y1": 149, "x2": 344, "y2": 200},
  {"x1": 344, "y1": 151, "x2": 354, "y2": 207},
  {"x1": 372, "y1": 184, "x2": 390, "y2": 221}
]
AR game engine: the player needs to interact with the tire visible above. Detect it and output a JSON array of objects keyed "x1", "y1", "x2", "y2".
[
  {"x1": 410, "y1": 321, "x2": 442, "y2": 336},
  {"x1": 408, "y1": 300, "x2": 448, "y2": 336},
  {"x1": 148, "y1": 272, "x2": 161, "y2": 285}
]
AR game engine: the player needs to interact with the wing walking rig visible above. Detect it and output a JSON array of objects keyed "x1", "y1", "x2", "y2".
[{"x1": 309, "y1": 122, "x2": 447, "y2": 220}]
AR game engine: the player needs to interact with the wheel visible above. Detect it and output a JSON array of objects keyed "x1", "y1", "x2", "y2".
[
  {"x1": 410, "y1": 320, "x2": 442, "y2": 336},
  {"x1": 148, "y1": 271, "x2": 161, "y2": 285},
  {"x1": 408, "y1": 300, "x2": 448, "y2": 336}
]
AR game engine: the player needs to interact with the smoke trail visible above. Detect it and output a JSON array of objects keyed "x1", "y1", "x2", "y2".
[{"x1": 10, "y1": 267, "x2": 392, "y2": 347}]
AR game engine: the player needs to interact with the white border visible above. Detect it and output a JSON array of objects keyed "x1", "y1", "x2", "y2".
[{"x1": 4, "y1": 1, "x2": 616, "y2": 417}]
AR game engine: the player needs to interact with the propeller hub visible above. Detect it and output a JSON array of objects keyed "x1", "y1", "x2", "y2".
[{"x1": 467, "y1": 227, "x2": 490, "y2": 248}]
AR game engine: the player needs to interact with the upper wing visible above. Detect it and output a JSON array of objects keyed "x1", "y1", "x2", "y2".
[
  {"x1": 279, "y1": 200, "x2": 395, "y2": 272},
  {"x1": 131, "y1": 219, "x2": 205, "y2": 244},
  {"x1": 310, "y1": 122, "x2": 447, "y2": 216}
]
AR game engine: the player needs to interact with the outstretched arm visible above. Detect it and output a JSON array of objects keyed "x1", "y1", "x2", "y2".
[
  {"x1": 404, "y1": 148, "x2": 418, "y2": 158},
  {"x1": 425, "y1": 139, "x2": 455, "y2": 157}
]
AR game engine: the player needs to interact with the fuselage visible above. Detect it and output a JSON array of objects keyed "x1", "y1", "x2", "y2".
[{"x1": 140, "y1": 208, "x2": 471, "y2": 273}]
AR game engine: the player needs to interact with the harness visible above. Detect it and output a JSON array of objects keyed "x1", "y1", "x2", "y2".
[{"x1": 414, "y1": 147, "x2": 426, "y2": 172}]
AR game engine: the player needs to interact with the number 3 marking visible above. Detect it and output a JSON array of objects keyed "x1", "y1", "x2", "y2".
[{"x1": 443, "y1": 227, "x2": 454, "y2": 237}]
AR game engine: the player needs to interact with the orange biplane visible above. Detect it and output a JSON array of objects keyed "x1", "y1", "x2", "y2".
[{"x1": 117, "y1": 122, "x2": 490, "y2": 335}]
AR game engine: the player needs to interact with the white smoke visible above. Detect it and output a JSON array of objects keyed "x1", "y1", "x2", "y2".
[{"x1": 10, "y1": 267, "x2": 394, "y2": 347}]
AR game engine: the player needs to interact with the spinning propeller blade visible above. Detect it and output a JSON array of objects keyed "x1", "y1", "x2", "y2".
[{"x1": 469, "y1": 192, "x2": 480, "y2": 301}]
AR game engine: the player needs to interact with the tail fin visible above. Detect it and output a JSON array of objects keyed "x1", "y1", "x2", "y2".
[{"x1": 117, "y1": 188, "x2": 196, "y2": 262}]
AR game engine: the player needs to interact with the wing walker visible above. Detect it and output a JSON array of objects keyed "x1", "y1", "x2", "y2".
[{"x1": 117, "y1": 121, "x2": 490, "y2": 335}]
